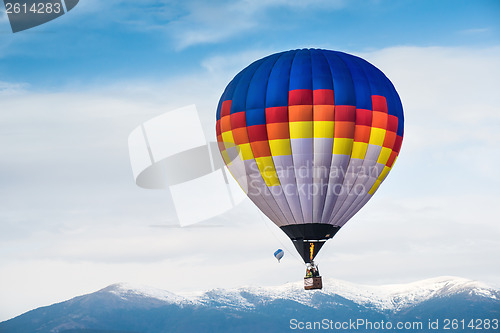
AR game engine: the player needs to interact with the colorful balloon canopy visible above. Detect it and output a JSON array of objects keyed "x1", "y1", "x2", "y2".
[
  {"x1": 274, "y1": 249, "x2": 284, "y2": 262},
  {"x1": 216, "y1": 49, "x2": 404, "y2": 263}
]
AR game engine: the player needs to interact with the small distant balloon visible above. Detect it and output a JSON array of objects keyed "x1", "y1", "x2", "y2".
[{"x1": 274, "y1": 249, "x2": 284, "y2": 262}]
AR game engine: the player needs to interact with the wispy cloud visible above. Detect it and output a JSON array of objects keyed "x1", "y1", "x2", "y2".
[
  {"x1": 93, "y1": 0, "x2": 347, "y2": 50},
  {"x1": 169, "y1": 0, "x2": 346, "y2": 49},
  {"x1": 0, "y1": 81, "x2": 28, "y2": 95},
  {"x1": 166, "y1": 0, "x2": 279, "y2": 50},
  {"x1": 0, "y1": 8, "x2": 7, "y2": 23},
  {"x1": 460, "y1": 27, "x2": 490, "y2": 34}
]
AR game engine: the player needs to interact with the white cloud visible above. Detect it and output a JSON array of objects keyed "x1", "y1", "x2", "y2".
[
  {"x1": 0, "y1": 8, "x2": 7, "y2": 23},
  {"x1": 161, "y1": 0, "x2": 346, "y2": 49},
  {"x1": 40, "y1": 0, "x2": 346, "y2": 49},
  {"x1": 165, "y1": 0, "x2": 266, "y2": 50},
  {"x1": 201, "y1": 49, "x2": 276, "y2": 75},
  {"x1": 0, "y1": 81, "x2": 28, "y2": 95},
  {"x1": 460, "y1": 28, "x2": 490, "y2": 35}
]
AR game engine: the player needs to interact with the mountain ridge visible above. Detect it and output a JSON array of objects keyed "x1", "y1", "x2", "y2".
[
  {"x1": 1, "y1": 276, "x2": 498, "y2": 333},
  {"x1": 96, "y1": 275, "x2": 499, "y2": 311}
]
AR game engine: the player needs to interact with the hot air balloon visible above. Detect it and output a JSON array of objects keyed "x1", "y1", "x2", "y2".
[
  {"x1": 274, "y1": 249, "x2": 284, "y2": 262},
  {"x1": 216, "y1": 49, "x2": 404, "y2": 289}
]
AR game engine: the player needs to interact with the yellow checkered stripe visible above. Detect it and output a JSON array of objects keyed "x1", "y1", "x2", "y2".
[
  {"x1": 220, "y1": 115, "x2": 282, "y2": 187},
  {"x1": 333, "y1": 138, "x2": 354, "y2": 155},
  {"x1": 289, "y1": 121, "x2": 337, "y2": 139},
  {"x1": 351, "y1": 141, "x2": 368, "y2": 159},
  {"x1": 269, "y1": 139, "x2": 291, "y2": 156},
  {"x1": 365, "y1": 112, "x2": 402, "y2": 195},
  {"x1": 368, "y1": 156, "x2": 398, "y2": 195},
  {"x1": 255, "y1": 156, "x2": 280, "y2": 187}
]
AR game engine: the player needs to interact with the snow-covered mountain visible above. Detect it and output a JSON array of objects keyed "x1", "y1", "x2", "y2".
[
  {"x1": 106, "y1": 276, "x2": 498, "y2": 311},
  {"x1": 1, "y1": 276, "x2": 498, "y2": 333}
]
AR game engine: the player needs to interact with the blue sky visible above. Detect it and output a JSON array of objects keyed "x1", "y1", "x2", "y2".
[
  {"x1": 1, "y1": 0, "x2": 499, "y2": 86},
  {"x1": 0, "y1": 0, "x2": 499, "y2": 322}
]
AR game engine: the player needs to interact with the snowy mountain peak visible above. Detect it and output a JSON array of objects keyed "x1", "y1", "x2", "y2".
[
  {"x1": 2, "y1": 276, "x2": 498, "y2": 333},
  {"x1": 316, "y1": 276, "x2": 498, "y2": 311},
  {"x1": 98, "y1": 276, "x2": 498, "y2": 312},
  {"x1": 100, "y1": 282, "x2": 188, "y2": 305}
]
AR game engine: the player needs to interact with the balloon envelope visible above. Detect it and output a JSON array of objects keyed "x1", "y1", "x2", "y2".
[
  {"x1": 274, "y1": 249, "x2": 284, "y2": 262},
  {"x1": 216, "y1": 49, "x2": 404, "y2": 263}
]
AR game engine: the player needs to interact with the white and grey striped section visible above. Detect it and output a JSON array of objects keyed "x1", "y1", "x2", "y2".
[
  {"x1": 241, "y1": 159, "x2": 291, "y2": 227},
  {"x1": 320, "y1": 154, "x2": 351, "y2": 223},
  {"x1": 290, "y1": 137, "x2": 314, "y2": 223},
  {"x1": 272, "y1": 155, "x2": 304, "y2": 224},
  {"x1": 328, "y1": 144, "x2": 382, "y2": 225},
  {"x1": 313, "y1": 137, "x2": 334, "y2": 223}
]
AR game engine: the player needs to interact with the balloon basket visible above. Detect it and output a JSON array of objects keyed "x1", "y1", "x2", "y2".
[{"x1": 304, "y1": 276, "x2": 323, "y2": 290}]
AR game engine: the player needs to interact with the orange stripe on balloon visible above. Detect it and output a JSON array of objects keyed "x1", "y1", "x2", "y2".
[
  {"x1": 353, "y1": 125, "x2": 371, "y2": 143},
  {"x1": 313, "y1": 105, "x2": 335, "y2": 121},
  {"x1": 232, "y1": 127, "x2": 250, "y2": 145},
  {"x1": 289, "y1": 105, "x2": 313, "y2": 122},
  {"x1": 334, "y1": 121, "x2": 355, "y2": 138},
  {"x1": 251, "y1": 141, "x2": 272, "y2": 158},
  {"x1": 267, "y1": 122, "x2": 290, "y2": 140},
  {"x1": 382, "y1": 131, "x2": 397, "y2": 149},
  {"x1": 371, "y1": 111, "x2": 388, "y2": 129},
  {"x1": 220, "y1": 115, "x2": 232, "y2": 133},
  {"x1": 386, "y1": 151, "x2": 398, "y2": 167}
]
